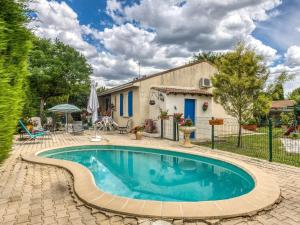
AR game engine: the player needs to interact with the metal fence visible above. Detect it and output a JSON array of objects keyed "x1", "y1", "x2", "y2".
[{"x1": 160, "y1": 117, "x2": 300, "y2": 167}]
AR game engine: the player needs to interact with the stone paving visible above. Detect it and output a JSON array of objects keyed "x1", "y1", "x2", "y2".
[{"x1": 0, "y1": 132, "x2": 300, "y2": 225}]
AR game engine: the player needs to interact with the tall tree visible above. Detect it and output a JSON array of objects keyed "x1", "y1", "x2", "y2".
[
  {"x1": 212, "y1": 44, "x2": 270, "y2": 147},
  {"x1": 28, "y1": 38, "x2": 92, "y2": 119},
  {"x1": 0, "y1": 0, "x2": 32, "y2": 162},
  {"x1": 288, "y1": 87, "x2": 300, "y2": 104},
  {"x1": 191, "y1": 51, "x2": 223, "y2": 64},
  {"x1": 268, "y1": 72, "x2": 294, "y2": 100}
]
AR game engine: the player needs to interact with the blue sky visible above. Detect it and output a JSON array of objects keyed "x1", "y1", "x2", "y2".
[{"x1": 29, "y1": 0, "x2": 300, "y2": 92}]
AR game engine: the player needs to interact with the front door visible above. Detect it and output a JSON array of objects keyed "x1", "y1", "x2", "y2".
[{"x1": 184, "y1": 99, "x2": 196, "y2": 138}]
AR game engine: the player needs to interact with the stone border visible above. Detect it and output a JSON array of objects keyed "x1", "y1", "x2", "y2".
[{"x1": 21, "y1": 143, "x2": 281, "y2": 220}]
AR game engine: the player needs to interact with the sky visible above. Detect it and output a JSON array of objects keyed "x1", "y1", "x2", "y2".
[{"x1": 28, "y1": 0, "x2": 300, "y2": 94}]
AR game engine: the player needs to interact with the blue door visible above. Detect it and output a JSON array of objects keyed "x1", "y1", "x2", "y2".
[
  {"x1": 128, "y1": 91, "x2": 133, "y2": 117},
  {"x1": 184, "y1": 99, "x2": 196, "y2": 138}
]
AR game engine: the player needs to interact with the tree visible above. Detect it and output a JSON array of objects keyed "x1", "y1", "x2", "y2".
[
  {"x1": 190, "y1": 51, "x2": 223, "y2": 64},
  {"x1": 288, "y1": 87, "x2": 300, "y2": 104},
  {"x1": 268, "y1": 72, "x2": 294, "y2": 100},
  {"x1": 0, "y1": 0, "x2": 32, "y2": 162},
  {"x1": 28, "y1": 38, "x2": 92, "y2": 120},
  {"x1": 97, "y1": 86, "x2": 107, "y2": 95},
  {"x1": 212, "y1": 44, "x2": 270, "y2": 147}
]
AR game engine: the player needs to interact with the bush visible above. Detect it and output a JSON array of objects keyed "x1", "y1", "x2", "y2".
[
  {"x1": 280, "y1": 112, "x2": 294, "y2": 126},
  {"x1": 0, "y1": 0, "x2": 31, "y2": 162}
]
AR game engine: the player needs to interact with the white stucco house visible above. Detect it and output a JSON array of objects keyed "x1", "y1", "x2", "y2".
[{"x1": 98, "y1": 61, "x2": 233, "y2": 140}]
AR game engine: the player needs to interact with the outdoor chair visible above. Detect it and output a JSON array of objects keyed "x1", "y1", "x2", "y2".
[
  {"x1": 18, "y1": 119, "x2": 45, "y2": 142},
  {"x1": 71, "y1": 121, "x2": 84, "y2": 135},
  {"x1": 118, "y1": 119, "x2": 133, "y2": 134}
]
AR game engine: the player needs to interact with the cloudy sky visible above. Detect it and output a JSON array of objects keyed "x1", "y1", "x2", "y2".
[{"x1": 28, "y1": 0, "x2": 300, "y2": 93}]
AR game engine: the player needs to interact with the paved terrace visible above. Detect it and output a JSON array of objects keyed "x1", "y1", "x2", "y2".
[{"x1": 0, "y1": 132, "x2": 300, "y2": 225}]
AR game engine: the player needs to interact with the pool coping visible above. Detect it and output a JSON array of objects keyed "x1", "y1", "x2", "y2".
[{"x1": 21, "y1": 143, "x2": 281, "y2": 220}]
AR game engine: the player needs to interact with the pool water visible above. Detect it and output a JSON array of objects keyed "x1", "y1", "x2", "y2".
[{"x1": 39, "y1": 145, "x2": 255, "y2": 202}]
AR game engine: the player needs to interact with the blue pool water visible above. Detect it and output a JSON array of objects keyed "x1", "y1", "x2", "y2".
[{"x1": 39, "y1": 145, "x2": 255, "y2": 202}]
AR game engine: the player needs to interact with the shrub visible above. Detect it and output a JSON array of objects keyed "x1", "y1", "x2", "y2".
[
  {"x1": 0, "y1": 0, "x2": 31, "y2": 162},
  {"x1": 280, "y1": 112, "x2": 294, "y2": 126}
]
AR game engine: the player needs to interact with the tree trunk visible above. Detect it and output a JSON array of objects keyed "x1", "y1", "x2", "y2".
[
  {"x1": 40, "y1": 98, "x2": 45, "y2": 125},
  {"x1": 237, "y1": 122, "x2": 242, "y2": 147}
]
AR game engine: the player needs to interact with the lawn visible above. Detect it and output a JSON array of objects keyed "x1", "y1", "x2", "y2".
[{"x1": 197, "y1": 127, "x2": 300, "y2": 167}]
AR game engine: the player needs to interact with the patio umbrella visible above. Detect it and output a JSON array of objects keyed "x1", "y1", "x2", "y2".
[
  {"x1": 87, "y1": 81, "x2": 101, "y2": 141},
  {"x1": 48, "y1": 104, "x2": 81, "y2": 132}
]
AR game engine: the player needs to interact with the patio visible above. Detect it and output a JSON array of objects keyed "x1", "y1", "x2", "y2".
[{"x1": 0, "y1": 132, "x2": 300, "y2": 225}]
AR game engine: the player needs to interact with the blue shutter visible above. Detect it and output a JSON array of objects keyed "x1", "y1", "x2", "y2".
[
  {"x1": 120, "y1": 94, "x2": 123, "y2": 116},
  {"x1": 128, "y1": 91, "x2": 133, "y2": 117}
]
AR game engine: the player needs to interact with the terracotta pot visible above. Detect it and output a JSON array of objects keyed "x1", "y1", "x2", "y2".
[
  {"x1": 135, "y1": 131, "x2": 143, "y2": 140},
  {"x1": 242, "y1": 124, "x2": 257, "y2": 131},
  {"x1": 209, "y1": 119, "x2": 224, "y2": 125},
  {"x1": 160, "y1": 115, "x2": 169, "y2": 120},
  {"x1": 298, "y1": 125, "x2": 300, "y2": 132}
]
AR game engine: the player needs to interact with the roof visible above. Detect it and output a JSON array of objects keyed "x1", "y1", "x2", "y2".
[
  {"x1": 151, "y1": 87, "x2": 212, "y2": 96},
  {"x1": 271, "y1": 100, "x2": 296, "y2": 109},
  {"x1": 98, "y1": 60, "x2": 213, "y2": 96}
]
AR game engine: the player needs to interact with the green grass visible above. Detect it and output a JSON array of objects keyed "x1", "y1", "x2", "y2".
[{"x1": 197, "y1": 127, "x2": 300, "y2": 167}]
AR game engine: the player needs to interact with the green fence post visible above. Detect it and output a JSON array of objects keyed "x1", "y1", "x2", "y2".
[
  {"x1": 268, "y1": 118, "x2": 273, "y2": 162},
  {"x1": 211, "y1": 117, "x2": 215, "y2": 150},
  {"x1": 161, "y1": 119, "x2": 163, "y2": 139},
  {"x1": 173, "y1": 118, "x2": 176, "y2": 141}
]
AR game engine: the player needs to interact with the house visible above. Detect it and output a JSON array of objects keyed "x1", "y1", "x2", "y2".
[
  {"x1": 270, "y1": 100, "x2": 298, "y2": 126},
  {"x1": 98, "y1": 61, "x2": 233, "y2": 139}
]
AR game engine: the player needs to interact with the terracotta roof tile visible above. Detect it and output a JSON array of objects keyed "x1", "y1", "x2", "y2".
[
  {"x1": 271, "y1": 100, "x2": 295, "y2": 109},
  {"x1": 151, "y1": 87, "x2": 212, "y2": 96}
]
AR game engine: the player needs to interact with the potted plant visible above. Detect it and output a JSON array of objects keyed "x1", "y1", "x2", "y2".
[
  {"x1": 173, "y1": 113, "x2": 183, "y2": 122},
  {"x1": 179, "y1": 118, "x2": 196, "y2": 148},
  {"x1": 159, "y1": 108, "x2": 169, "y2": 120},
  {"x1": 242, "y1": 118, "x2": 257, "y2": 131},
  {"x1": 202, "y1": 101, "x2": 208, "y2": 111},
  {"x1": 131, "y1": 125, "x2": 144, "y2": 140}
]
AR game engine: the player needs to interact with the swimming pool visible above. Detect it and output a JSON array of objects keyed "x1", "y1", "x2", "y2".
[{"x1": 39, "y1": 145, "x2": 255, "y2": 202}]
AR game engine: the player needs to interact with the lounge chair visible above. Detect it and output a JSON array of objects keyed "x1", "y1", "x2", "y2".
[
  {"x1": 71, "y1": 121, "x2": 84, "y2": 135},
  {"x1": 18, "y1": 119, "x2": 45, "y2": 142},
  {"x1": 118, "y1": 119, "x2": 133, "y2": 134}
]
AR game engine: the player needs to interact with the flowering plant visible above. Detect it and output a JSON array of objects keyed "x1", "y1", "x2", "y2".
[
  {"x1": 179, "y1": 118, "x2": 193, "y2": 127},
  {"x1": 173, "y1": 113, "x2": 183, "y2": 122},
  {"x1": 159, "y1": 108, "x2": 169, "y2": 119},
  {"x1": 131, "y1": 125, "x2": 144, "y2": 134}
]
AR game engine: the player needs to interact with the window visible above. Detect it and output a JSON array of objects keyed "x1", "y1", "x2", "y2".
[
  {"x1": 128, "y1": 91, "x2": 133, "y2": 117},
  {"x1": 120, "y1": 94, "x2": 123, "y2": 116}
]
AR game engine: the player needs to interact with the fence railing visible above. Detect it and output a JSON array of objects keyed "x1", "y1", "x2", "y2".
[{"x1": 160, "y1": 117, "x2": 300, "y2": 167}]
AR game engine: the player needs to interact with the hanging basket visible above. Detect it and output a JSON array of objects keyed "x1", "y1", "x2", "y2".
[{"x1": 149, "y1": 100, "x2": 156, "y2": 105}]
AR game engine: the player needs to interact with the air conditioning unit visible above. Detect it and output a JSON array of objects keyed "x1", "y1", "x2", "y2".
[{"x1": 199, "y1": 78, "x2": 212, "y2": 88}]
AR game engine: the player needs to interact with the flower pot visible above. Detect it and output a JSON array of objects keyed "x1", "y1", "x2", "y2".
[
  {"x1": 242, "y1": 124, "x2": 257, "y2": 131},
  {"x1": 209, "y1": 119, "x2": 224, "y2": 125},
  {"x1": 135, "y1": 131, "x2": 143, "y2": 140},
  {"x1": 160, "y1": 115, "x2": 169, "y2": 120},
  {"x1": 179, "y1": 126, "x2": 196, "y2": 148}
]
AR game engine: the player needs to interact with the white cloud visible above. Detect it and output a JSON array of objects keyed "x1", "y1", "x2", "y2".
[
  {"x1": 285, "y1": 45, "x2": 300, "y2": 67},
  {"x1": 110, "y1": 0, "x2": 281, "y2": 52},
  {"x1": 245, "y1": 36, "x2": 278, "y2": 65},
  {"x1": 29, "y1": 0, "x2": 283, "y2": 87}
]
